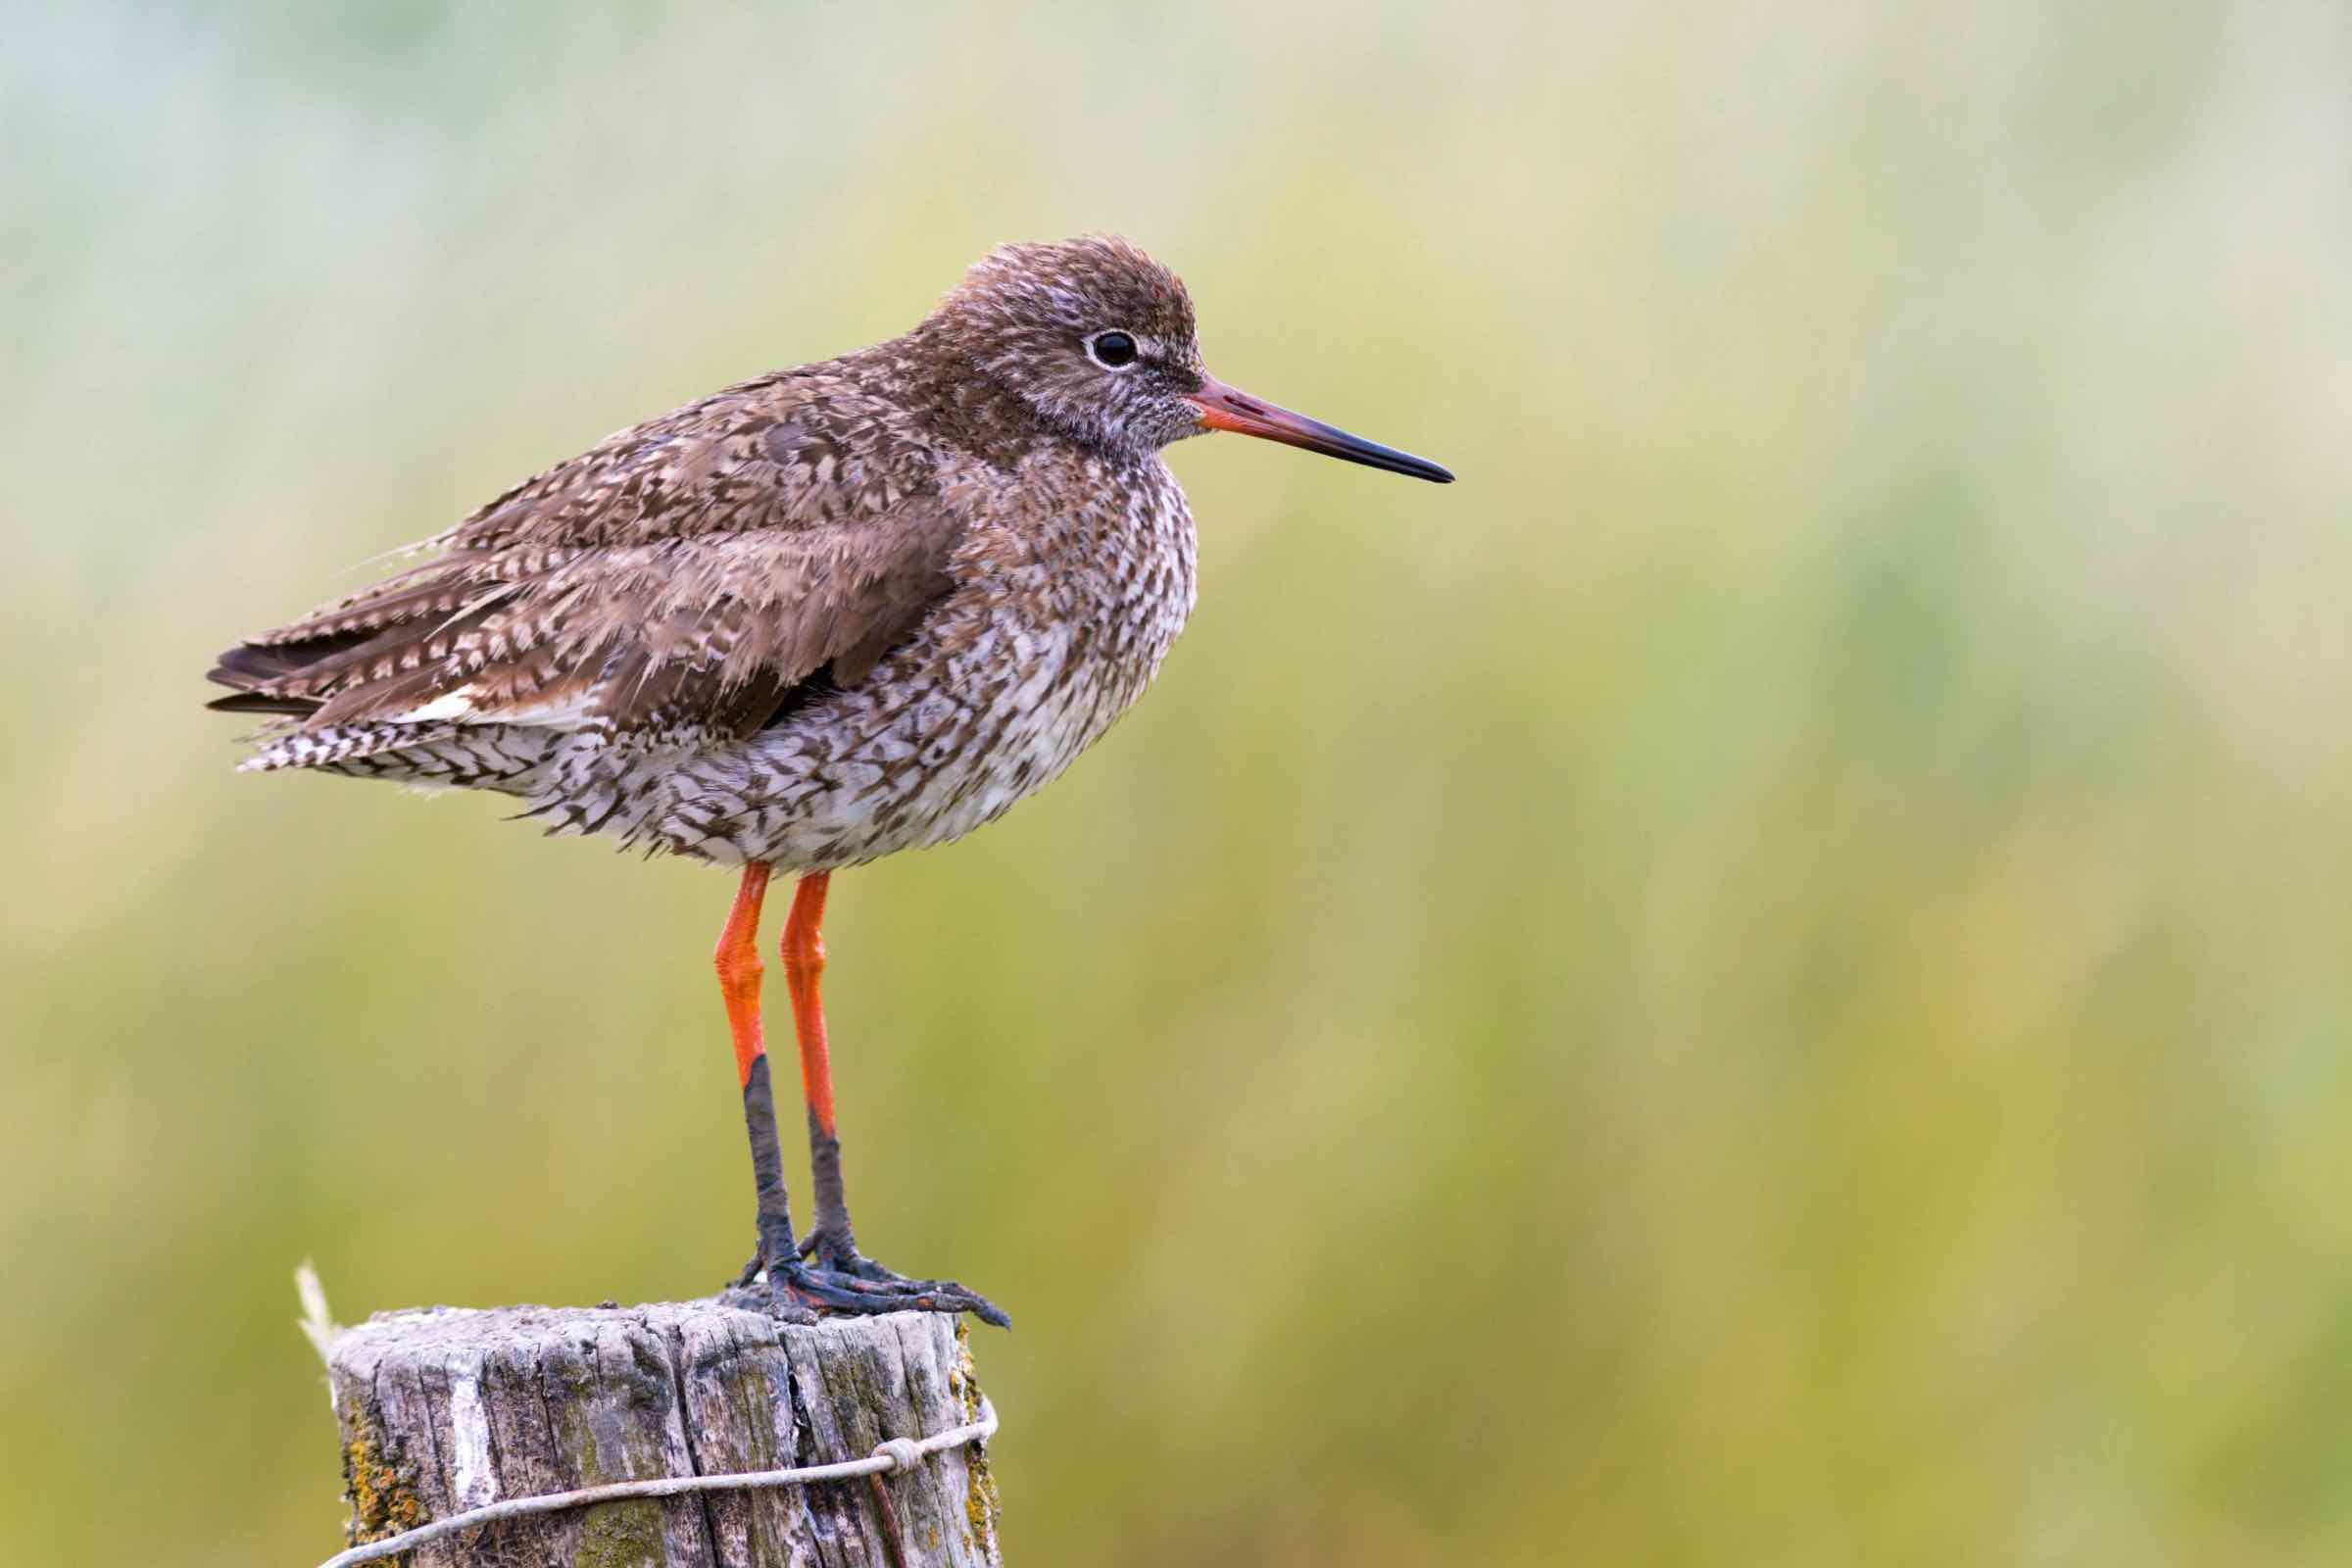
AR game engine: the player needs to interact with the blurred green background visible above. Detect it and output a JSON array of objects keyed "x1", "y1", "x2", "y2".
[{"x1": 8, "y1": 2, "x2": 2352, "y2": 1562}]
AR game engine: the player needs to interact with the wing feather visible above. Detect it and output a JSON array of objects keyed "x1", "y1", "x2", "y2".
[{"x1": 207, "y1": 369, "x2": 966, "y2": 744}]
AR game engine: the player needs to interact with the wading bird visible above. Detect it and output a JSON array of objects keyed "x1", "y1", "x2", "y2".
[{"x1": 207, "y1": 236, "x2": 1452, "y2": 1325}]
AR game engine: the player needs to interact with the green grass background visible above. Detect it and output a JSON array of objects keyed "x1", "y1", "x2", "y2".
[{"x1": 7, "y1": 3, "x2": 2352, "y2": 1562}]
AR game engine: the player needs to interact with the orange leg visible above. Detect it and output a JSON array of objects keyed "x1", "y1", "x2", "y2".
[
  {"x1": 713, "y1": 863, "x2": 798, "y2": 1282},
  {"x1": 714, "y1": 863, "x2": 771, "y2": 1088},
  {"x1": 776, "y1": 871, "x2": 1008, "y2": 1327}
]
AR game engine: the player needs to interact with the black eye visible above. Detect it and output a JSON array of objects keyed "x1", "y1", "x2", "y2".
[{"x1": 1087, "y1": 330, "x2": 1138, "y2": 368}]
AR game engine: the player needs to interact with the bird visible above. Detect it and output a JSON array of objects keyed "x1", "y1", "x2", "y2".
[{"x1": 206, "y1": 234, "x2": 1452, "y2": 1327}]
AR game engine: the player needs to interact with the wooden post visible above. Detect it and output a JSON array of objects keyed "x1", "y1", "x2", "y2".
[{"x1": 324, "y1": 1301, "x2": 1004, "y2": 1567}]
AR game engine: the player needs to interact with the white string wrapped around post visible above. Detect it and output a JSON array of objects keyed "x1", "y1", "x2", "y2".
[{"x1": 315, "y1": 1398, "x2": 998, "y2": 1568}]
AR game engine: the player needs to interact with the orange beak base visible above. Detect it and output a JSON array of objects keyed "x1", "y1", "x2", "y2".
[{"x1": 1188, "y1": 376, "x2": 1453, "y2": 483}]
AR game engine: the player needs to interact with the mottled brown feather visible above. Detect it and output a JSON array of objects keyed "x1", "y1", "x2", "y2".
[
  {"x1": 204, "y1": 235, "x2": 1250, "y2": 875},
  {"x1": 208, "y1": 362, "x2": 970, "y2": 742}
]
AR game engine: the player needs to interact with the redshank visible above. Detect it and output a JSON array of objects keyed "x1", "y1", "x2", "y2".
[{"x1": 207, "y1": 235, "x2": 1452, "y2": 1326}]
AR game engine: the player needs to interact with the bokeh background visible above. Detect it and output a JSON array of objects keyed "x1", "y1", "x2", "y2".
[{"x1": 8, "y1": 2, "x2": 2352, "y2": 1562}]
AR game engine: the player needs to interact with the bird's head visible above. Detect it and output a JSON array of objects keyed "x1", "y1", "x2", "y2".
[{"x1": 928, "y1": 234, "x2": 1452, "y2": 482}]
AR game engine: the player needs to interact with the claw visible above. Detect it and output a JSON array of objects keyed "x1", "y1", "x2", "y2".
[
  {"x1": 786, "y1": 1262, "x2": 1010, "y2": 1326},
  {"x1": 724, "y1": 1255, "x2": 1009, "y2": 1325},
  {"x1": 717, "y1": 1273, "x2": 820, "y2": 1325},
  {"x1": 728, "y1": 1245, "x2": 1008, "y2": 1328},
  {"x1": 798, "y1": 1233, "x2": 1010, "y2": 1326}
]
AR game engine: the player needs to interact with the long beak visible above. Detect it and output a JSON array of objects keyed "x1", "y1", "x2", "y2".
[{"x1": 1188, "y1": 376, "x2": 1454, "y2": 484}]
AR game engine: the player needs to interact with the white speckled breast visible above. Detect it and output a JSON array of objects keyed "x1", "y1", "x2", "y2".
[{"x1": 620, "y1": 454, "x2": 1197, "y2": 869}]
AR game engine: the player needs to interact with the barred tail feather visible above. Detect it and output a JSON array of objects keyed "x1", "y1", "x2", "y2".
[{"x1": 239, "y1": 720, "x2": 558, "y2": 791}]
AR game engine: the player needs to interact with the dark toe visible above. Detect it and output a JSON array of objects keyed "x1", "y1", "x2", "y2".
[
  {"x1": 788, "y1": 1261, "x2": 1010, "y2": 1328},
  {"x1": 716, "y1": 1276, "x2": 821, "y2": 1325}
]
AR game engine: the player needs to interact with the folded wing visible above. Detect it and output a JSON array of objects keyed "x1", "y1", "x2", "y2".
[{"x1": 207, "y1": 373, "x2": 967, "y2": 748}]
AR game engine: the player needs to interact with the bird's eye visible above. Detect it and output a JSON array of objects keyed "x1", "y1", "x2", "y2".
[{"x1": 1086, "y1": 330, "x2": 1139, "y2": 368}]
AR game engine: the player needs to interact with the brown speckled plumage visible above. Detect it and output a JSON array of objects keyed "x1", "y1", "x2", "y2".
[
  {"x1": 210, "y1": 236, "x2": 1211, "y2": 870},
  {"x1": 205, "y1": 235, "x2": 1450, "y2": 1327}
]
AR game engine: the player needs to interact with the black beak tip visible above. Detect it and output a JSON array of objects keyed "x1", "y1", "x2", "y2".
[{"x1": 1381, "y1": 451, "x2": 1454, "y2": 483}]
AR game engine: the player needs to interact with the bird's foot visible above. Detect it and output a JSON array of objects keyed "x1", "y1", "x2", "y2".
[
  {"x1": 721, "y1": 1270, "x2": 819, "y2": 1325},
  {"x1": 723, "y1": 1235, "x2": 1008, "y2": 1328},
  {"x1": 804, "y1": 1230, "x2": 1009, "y2": 1326}
]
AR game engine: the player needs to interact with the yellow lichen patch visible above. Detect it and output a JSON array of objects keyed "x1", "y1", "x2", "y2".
[
  {"x1": 950, "y1": 1319, "x2": 1002, "y2": 1547},
  {"x1": 964, "y1": 1458, "x2": 1002, "y2": 1545},
  {"x1": 952, "y1": 1322, "x2": 984, "y2": 1423},
  {"x1": 343, "y1": 1431, "x2": 425, "y2": 1543}
]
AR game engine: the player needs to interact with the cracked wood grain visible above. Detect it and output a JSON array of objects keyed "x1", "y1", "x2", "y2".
[{"x1": 326, "y1": 1302, "x2": 1004, "y2": 1568}]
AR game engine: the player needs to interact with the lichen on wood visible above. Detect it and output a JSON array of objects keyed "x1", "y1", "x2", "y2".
[{"x1": 324, "y1": 1300, "x2": 1004, "y2": 1567}]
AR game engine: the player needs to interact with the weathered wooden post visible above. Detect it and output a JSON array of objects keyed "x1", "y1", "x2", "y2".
[{"x1": 320, "y1": 1298, "x2": 1003, "y2": 1567}]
